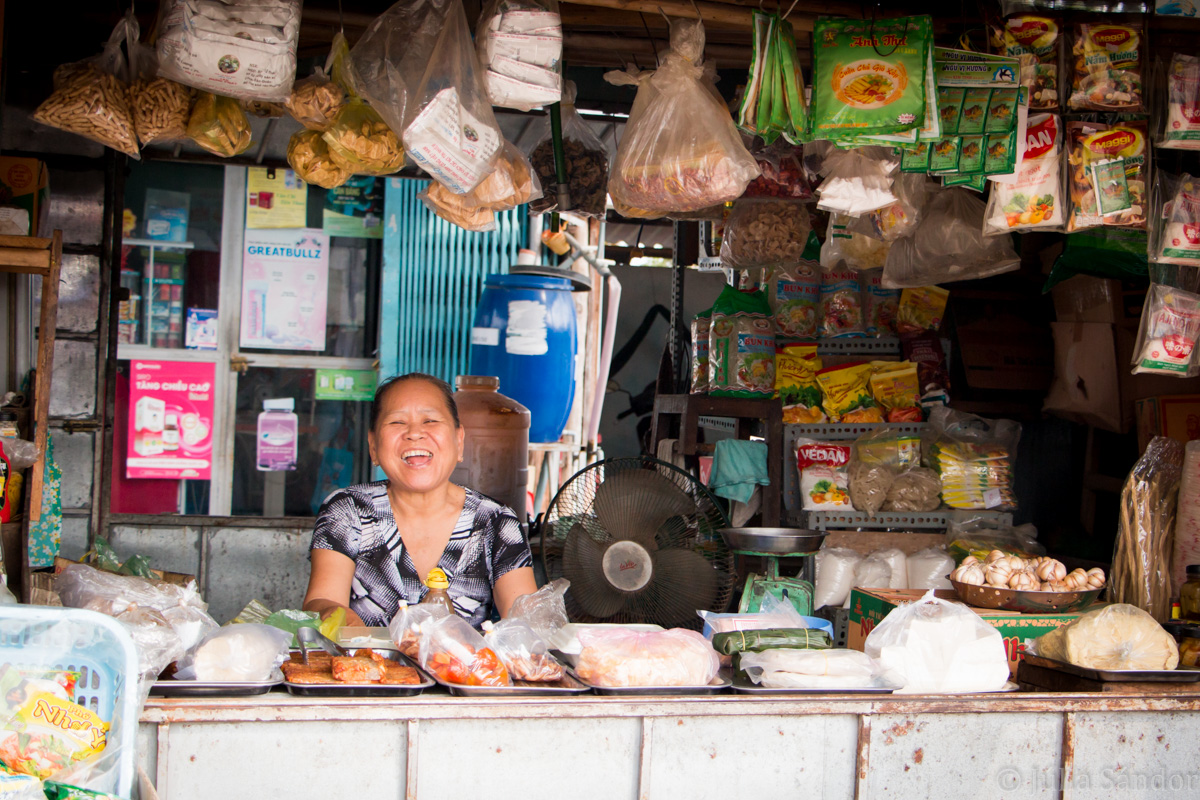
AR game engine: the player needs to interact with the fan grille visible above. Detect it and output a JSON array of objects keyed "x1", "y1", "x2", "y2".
[{"x1": 540, "y1": 456, "x2": 735, "y2": 629}]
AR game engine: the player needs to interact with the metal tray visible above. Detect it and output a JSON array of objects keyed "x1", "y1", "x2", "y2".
[
  {"x1": 284, "y1": 653, "x2": 435, "y2": 697},
  {"x1": 730, "y1": 672, "x2": 896, "y2": 695},
  {"x1": 151, "y1": 669, "x2": 284, "y2": 698},
  {"x1": 567, "y1": 668, "x2": 731, "y2": 696},
  {"x1": 1024, "y1": 654, "x2": 1200, "y2": 683},
  {"x1": 434, "y1": 671, "x2": 592, "y2": 697},
  {"x1": 719, "y1": 527, "x2": 827, "y2": 555}
]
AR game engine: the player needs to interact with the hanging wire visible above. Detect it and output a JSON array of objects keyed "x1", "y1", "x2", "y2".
[
  {"x1": 782, "y1": 0, "x2": 802, "y2": 21},
  {"x1": 640, "y1": 12, "x2": 661, "y2": 64},
  {"x1": 866, "y1": 1, "x2": 909, "y2": 59}
]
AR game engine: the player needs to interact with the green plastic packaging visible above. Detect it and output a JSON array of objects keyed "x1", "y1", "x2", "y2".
[
  {"x1": 1044, "y1": 226, "x2": 1149, "y2": 290},
  {"x1": 709, "y1": 285, "x2": 776, "y2": 399},
  {"x1": 712, "y1": 627, "x2": 833, "y2": 655},
  {"x1": 738, "y1": 11, "x2": 808, "y2": 144}
]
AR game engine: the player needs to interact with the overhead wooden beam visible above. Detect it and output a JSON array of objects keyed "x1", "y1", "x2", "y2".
[{"x1": 560, "y1": 0, "x2": 755, "y2": 30}]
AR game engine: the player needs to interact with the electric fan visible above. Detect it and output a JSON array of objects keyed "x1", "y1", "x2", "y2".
[{"x1": 540, "y1": 456, "x2": 736, "y2": 629}]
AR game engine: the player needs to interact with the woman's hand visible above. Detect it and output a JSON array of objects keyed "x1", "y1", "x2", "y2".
[{"x1": 493, "y1": 567, "x2": 538, "y2": 618}]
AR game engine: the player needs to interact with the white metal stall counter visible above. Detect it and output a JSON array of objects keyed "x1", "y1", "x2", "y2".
[{"x1": 139, "y1": 691, "x2": 1200, "y2": 799}]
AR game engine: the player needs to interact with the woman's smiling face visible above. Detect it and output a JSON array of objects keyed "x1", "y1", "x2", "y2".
[{"x1": 369, "y1": 378, "x2": 464, "y2": 495}]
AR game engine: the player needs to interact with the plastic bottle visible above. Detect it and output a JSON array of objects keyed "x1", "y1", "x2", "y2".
[
  {"x1": 0, "y1": 411, "x2": 18, "y2": 439},
  {"x1": 420, "y1": 568, "x2": 456, "y2": 617},
  {"x1": 451, "y1": 375, "x2": 531, "y2": 520},
  {"x1": 163, "y1": 413, "x2": 180, "y2": 452}
]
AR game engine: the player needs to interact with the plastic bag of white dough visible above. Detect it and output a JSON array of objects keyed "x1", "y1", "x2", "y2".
[
  {"x1": 740, "y1": 649, "x2": 888, "y2": 690},
  {"x1": 864, "y1": 589, "x2": 1010, "y2": 693},
  {"x1": 813, "y1": 547, "x2": 862, "y2": 609},
  {"x1": 852, "y1": 553, "x2": 892, "y2": 595},
  {"x1": 874, "y1": 548, "x2": 909, "y2": 590},
  {"x1": 906, "y1": 547, "x2": 955, "y2": 590},
  {"x1": 174, "y1": 624, "x2": 293, "y2": 682},
  {"x1": 883, "y1": 187, "x2": 1021, "y2": 288}
]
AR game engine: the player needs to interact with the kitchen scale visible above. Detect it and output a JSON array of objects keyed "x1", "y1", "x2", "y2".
[{"x1": 718, "y1": 528, "x2": 827, "y2": 617}]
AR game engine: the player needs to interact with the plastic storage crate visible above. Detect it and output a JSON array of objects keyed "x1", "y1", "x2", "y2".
[{"x1": 0, "y1": 605, "x2": 139, "y2": 798}]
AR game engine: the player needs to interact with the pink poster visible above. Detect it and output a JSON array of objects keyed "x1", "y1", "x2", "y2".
[
  {"x1": 240, "y1": 228, "x2": 329, "y2": 351},
  {"x1": 126, "y1": 360, "x2": 215, "y2": 479}
]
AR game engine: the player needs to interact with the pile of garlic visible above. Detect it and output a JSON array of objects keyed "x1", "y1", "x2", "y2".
[{"x1": 949, "y1": 550, "x2": 1105, "y2": 593}]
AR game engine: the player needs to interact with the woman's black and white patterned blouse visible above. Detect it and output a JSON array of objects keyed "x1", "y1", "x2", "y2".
[{"x1": 310, "y1": 482, "x2": 532, "y2": 628}]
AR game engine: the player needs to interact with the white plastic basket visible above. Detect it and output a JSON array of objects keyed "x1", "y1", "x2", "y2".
[{"x1": 0, "y1": 605, "x2": 139, "y2": 798}]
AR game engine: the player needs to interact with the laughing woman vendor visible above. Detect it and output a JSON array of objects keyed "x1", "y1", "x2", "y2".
[{"x1": 303, "y1": 373, "x2": 537, "y2": 629}]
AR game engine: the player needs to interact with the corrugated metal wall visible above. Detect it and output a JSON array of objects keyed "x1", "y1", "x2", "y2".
[{"x1": 379, "y1": 178, "x2": 529, "y2": 384}]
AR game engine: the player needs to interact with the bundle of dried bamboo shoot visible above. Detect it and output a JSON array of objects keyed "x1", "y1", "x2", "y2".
[{"x1": 1112, "y1": 436, "x2": 1185, "y2": 622}]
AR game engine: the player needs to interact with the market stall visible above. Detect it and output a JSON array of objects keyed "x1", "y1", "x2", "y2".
[{"x1": 3, "y1": 0, "x2": 1200, "y2": 798}]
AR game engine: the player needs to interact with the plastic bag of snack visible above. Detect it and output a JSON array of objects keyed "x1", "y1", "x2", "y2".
[
  {"x1": 796, "y1": 439, "x2": 852, "y2": 510},
  {"x1": 768, "y1": 232, "x2": 821, "y2": 339},
  {"x1": 1151, "y1": 172, "x2": 1200, "y2": 266},
  {"x1": 482, "y1": 619, "x2": 563, "y2": 682},
  {"x1": 860, "y1": 269, "x2": 899, "y2": 336},
  {"x1": 476, "y1": 0, "x2": 563, "y2": 111},
  {"x1": 32, "y1": 13, "x2": 140, "y2": 157},
  {"x1": 287, "y1": 130, "x2": 352, "y2": 189},
  {"x1": 720, "y1": 199, "x2": 812, "y2": 271},
  {"x1": 1132, "y1": 283, "x2": 1200, "y2": 377},
  {"x1": 419, "y1": 187, "x2": 496, "y2": 232},
  {"x1": 846, "y1": 173, "x2": 927, "y2": 243},
  {"x1": 418, "y1": 614, "x2": 512, "y2": 686},
  {"x1": 575, "y1": 628, "x2": 719, "y2": 687},
  {"x1": 744, "y1": 140, "x2": 813, "y2": 200},
  {"x1": 186, "y1": 92, "x2": 252, "y2": 157},
  {"x1": 776, "y1": 344, "x2": 825, "y2": 423},
  {"x1": 1066, "y1": 119, "x2": 1149, "y2": 232},
  {"x1": 817, "y1": 362, "x2": 882, "y2": 423},
  {"x1": 923, "y1": 407, "x2": 1020, "y2": 511},
  {"x1": 691, "y1": 309, "x2": 712, "y2": 394},
  {"x1": 605, "y1": 17, "x2": 759, "y2": 218},
  {"x1": 1068, "y1": 21, "x2": 1144, "y2": 112},
  {"x1": 992, "y1": 15, "x2": 1061, "y2": 111},
  {"x1": 814, "y1": 147, "x2": 901, "y2": 217},
  {"x1": 526, "y1": 81, "x2": 610, "y2": 217},
  {"x1": 1158, "y1": 54, "x2": 1200, "y2": 151},
  {"x1": 902, "y1": 330, "x2": 950, "y2": 411},
  {"x1": 708, "y1": 285, "x2": 776, "y2": 398},
  {"x1": 887, "y1": 187, "x2": 1021, "y2": 287},
  {"x1": 885, "y1": 467, "x2": 942, "y2": 512},
  {"x1": 821, "y1": 216, "x2": 890, "y2": 272},
  {"x1": 737, "y1": 11, "x2": 807, "y2": 145},
  {"x1": 984, "y1": 113, "x2": 1065, "y2": 234},
  {"x1": 323, "y1": 98, "x2": 405, "y2": 176},
  {"x1": 402, "y1": 0, "x2": 504, "y2": 193},
  {"x1": 819, "y1": 264, "x2": 864, "y2": 338},
  {"x1": 286, "y1": 71, "x2": 346, "y2": 131},
  {"x1": 895, "y1": 286, "x2": 948, "y2": 334},
  {"x1": 127, "y1": 15, "x2": 191, "y2": 146},
  {"x1": 507, "y1": 578, "x2": 570, "y2": 643},
  {"x1": 420, "y1": 140, "x2": 542, "y2": 231},
  {"x1": 388, "y1": 602, "x2": 448, "y2": 660},
  {"x1": 869, "y1": 362, "x2": 922, "y2": 422}
]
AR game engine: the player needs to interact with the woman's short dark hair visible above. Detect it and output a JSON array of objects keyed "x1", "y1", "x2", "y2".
[{"x1": 370, "y1": 373, "x2": 461, "y2": 430}]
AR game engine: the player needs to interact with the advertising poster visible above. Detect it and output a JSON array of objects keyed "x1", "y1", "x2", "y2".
[
  {"x1": 246, "y1": 168, "x2": 308, "y2": 229},
  {"x1": 323, "y1": 176, "x2": 383, "y2": 238},
  {"x1": 241, "y1": 228, "x2": 329, "y2": 351},
  {"x1": 314, "y1": 368, "x2": 377, "y2": 401},
  {"x1": 126, "y1": 360, "x2": 215, "y2": 479}
]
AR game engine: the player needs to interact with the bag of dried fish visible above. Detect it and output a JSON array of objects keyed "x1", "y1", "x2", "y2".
[
  {"x1": 720, "y1": 199, "x2": 812, "y2": 271},
  {"x1": 32, "y1": 13, "x2": 140, "y2": 157},
  {"x1": 287, "y1": 130, "x2": 352, "y2": 189},
  {"x1": 323, "y1": 99, "x2": 405, "y2": 176},
  {"x1": 526, "y1": 82, "x2": 609, "y2": 217},
  {"x1": 186, "y1": 92, "x2": 252, "y2": 157}
]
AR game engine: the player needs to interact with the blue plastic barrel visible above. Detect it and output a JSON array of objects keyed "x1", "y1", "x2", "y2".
[{"x1": 470, "y1": 274, "x2": 577, "y2": 443}]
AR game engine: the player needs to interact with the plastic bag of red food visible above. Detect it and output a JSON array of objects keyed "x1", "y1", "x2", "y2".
[
  {"x1": 575, "y1": 627, "x2": 719, "y2": 687},
  {"x1": 387, "y1": 602, "x2": 449, "y2": 660},
  {"x1": 605, "y1": 17, "x2": 759, "y2": 219},
  {"x1": 482, "y1": 619, "x2": 563, "y2": 682},
  {"x1": 743, "y1": 140, "x2": 812, "y2": 200},
  {"x1": 418, "y1": 614, "x2": 511, "y2": 686}
]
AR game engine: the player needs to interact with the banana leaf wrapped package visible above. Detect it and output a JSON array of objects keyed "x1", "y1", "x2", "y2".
[{"x1": 712, "y1": 628, "x2": 832, "y2": 656}]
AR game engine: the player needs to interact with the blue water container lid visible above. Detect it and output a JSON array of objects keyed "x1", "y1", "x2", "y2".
[{"x1": 484, "y1": 274, "x2": 575, "y2": 292}]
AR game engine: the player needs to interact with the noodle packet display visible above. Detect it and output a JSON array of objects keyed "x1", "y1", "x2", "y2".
[
  {"x1": 1068, "y1": 21, "x2": 1144, "y2": 113},
  {"x1": 738, "y1": 11, "x2": 807, "y2": 145},
  {"x1": 992, "y1": 16, "x2": 1061, "y2": 111},
  {"x1": 923, "y1": 407, "x2": 1020, "y2": 511},
  {"x1": 691, "y1": 309, "x2": 712, "y2": 394},
  {"x1": 895, "y1": 286, "x2": 948, "y2": 334},
  {"x1": 1158, "y1": 54, "x2": 1200, "y2": 151},
  {"x1": 869, "y1": 362, "x2": 922, "y2": 422},
  {"x1": 606, "y1": 18, "x2": 759, "y2": 218},
  {"x1": 1132, "y1": 284, "x2": 1200, "y2": 377},
  {"x1": 1066, "y1": 119, "x2": 1149, "y2": 233},
  {"x1": 983, "y1": 113, "x2": 1065, "y2": 234},
  {"x1": 819, "y1": 264, "x2": 864, "y2": 338},
  {"x1": 810, "y1": 16, "x2": 933, "y2": 142},
  {"x1": 861, "y1": 269, "x2": 899, "y2": 336},
  {"x1": 768, "y1": 232, "x2": 821, "y2": 339},
  {"x1": 776, "y1": 344, "x2": 825, "y2": 423},
  {"x1": 816, "y1": 362, "x2": 882, "y2": 423},
  {"x1": 708, "y1": 285, "x2": 776, "y2": 399},
  {"x1": 795, "y1": 439, "x2": 853, "y2": 511},
  {"x1": 1151, "y1": 173, "x2": 1200, "y2": 266}
]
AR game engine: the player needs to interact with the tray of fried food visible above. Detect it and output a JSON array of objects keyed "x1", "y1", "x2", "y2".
[{"x1": 282, "y1": 648, "x2": 434, "y2": 696}]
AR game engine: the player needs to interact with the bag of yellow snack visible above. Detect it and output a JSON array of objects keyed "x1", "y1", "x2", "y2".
[
  {"x1": 776, "y1": 344, "x2": 824, "y2": 423},
  {"x1": 186, "y1": 92, "x2": 252, "y2": 157},
  {"x1": 895, "y1": 286, "x2": 949, "y2": 334},
  {"x1": 287, "y1": 130, "x2": 352, "y2": 189},
  {"x1": 323, "y1": 98, "x2": 406, "y2": 176},
  {"x1": 816, "y1": 362, "x2": 882, "y2": 423},
  {"x1": 869, "y1": 362, "x2": 922, "y2": 422},
  {"x1": 0, "y1": 690, "x2": 109, "y2": 780}
]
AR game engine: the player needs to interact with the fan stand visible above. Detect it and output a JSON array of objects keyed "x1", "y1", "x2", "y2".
[{"x1": 733, "y1": 548, "x2": 816, "y2": 617}]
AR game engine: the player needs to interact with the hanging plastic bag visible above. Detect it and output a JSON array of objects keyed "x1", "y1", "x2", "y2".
[
  {"x1": 864, "y1": 589, "x2": 1011, "y2": 693},
  {"x1": 923, "y1": 407, "x2": 1021, "y2": 511},
  {"x1": 1131, "y1": 283, "x2": 1200, "y2": 377},
  {"x1": 1151, "y1": 172, "x2": 1200, "y2": 266},
  {"x1": 418, "y1": 615, "x2": 511, "y2": 686},
  {"x1": 885, "y1": 187, "x2": 1021, "y2": 288},
  {"x1": 1067, "y1": 20, "x2": 1144, "y2": 113},
  {"x1": 708, "y1": 285, "x2": 776, "y2": 398},
  {"x1": 481, "y1": 619, "x2": 563, "y2": 682},
  {"x1": 287, "y1": 130, "x2": 352, "y2": 189},
  {"x1": 476, "y1": 0, "x2": 563, "y2": 111},
  {"x1": 992, "y1": 15, "x2": 1061, "y2": 111},
  {"x1": 126, "y1": 13, "x2": 191, "y2": 147},
  {"x1": 1159, "y1": 54, "x2": 1200, "y2": 151},
  {"x1": 186, "y1": 92, "x2": 252, "y2": 157},
  {"x1": 402, "y1": 0, "x2": 504, "y2": 194},
  {"x1": 575, "y1": 628, "x2": 719, "y2": 687},
  {"x1": 1065, "y1": 119, "x2": 1149, "y2": 233},
  {"x1": 814, "y1": 147, "x2": 900, "y2": 217},
  {"x1": 737, "y1": 11, "x2": 807, "y2": 144},
  {"x1": 32, "y1": 14, "x2": 140, "y2": 157},
  {"x1": 720, "y1": 199, "x2": 811, "y2": 271},
  {"x1": 984, "y1": 113, "x2": 1065, "y2": 235},
  {"x1": 420, "y1": 140, "x2": 542, "y2": 231},
  {"x1": 322, "y1": 98, "x2": 405, "y2": 177},
  {"x1": 820, "y1": 216, "x2": 890, "y2": 272},
  {"x1": 606, "y1": 17, "x2": 759, "y2": 218},
  {"x1": 526, "y1": 82, "x2": 609, "y2": 217},
  {"x1": 286, "y1": 71, "x2": 346, "y2": 131},
  {"x1": 507, "y1": 578, "x2": 570, "y2": 643},
  {"x1": 744, "y1": 139, "x2": 812, "y2": 200},
  {"x1": 845, "y1": 173, "x2": 927, "y2": 243}
]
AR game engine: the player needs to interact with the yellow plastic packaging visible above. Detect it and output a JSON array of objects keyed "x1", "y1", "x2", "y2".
[
  {"x1": 816, "y1": 362, "x2": 883, "y2": 423},
  {"x1": 186, "y1": 92, "x2": 252, "y2": 158},
  {"x1": 896, "y1": 286, "x2": 949, "y2": 333},
  {"x1": 287, "y1": 130, "x2": 352, "y2": 189},
  {"x1": 776, "y1": 344, "x2": 825, "y2": 423},
  {"x1": 318, "y1": 606, "x2": 346, "y2": 641},
  {"x1": 322, "y1": 99, "x2": 405, "y2": 177},
  {"x1": 869, "y1": 362, "x2": 922, "y2": 422},
  {"x1": 0, "y1": 690, "x2": 109, "y2": 779}
]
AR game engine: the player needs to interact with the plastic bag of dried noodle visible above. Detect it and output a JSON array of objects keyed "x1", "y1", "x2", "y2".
[
  {"x1": 287, "y1": 130, "x2": 352, "y2": 189},
  {"x1": 186, "y1": 92, "x2": 252, "y2": 157}
]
